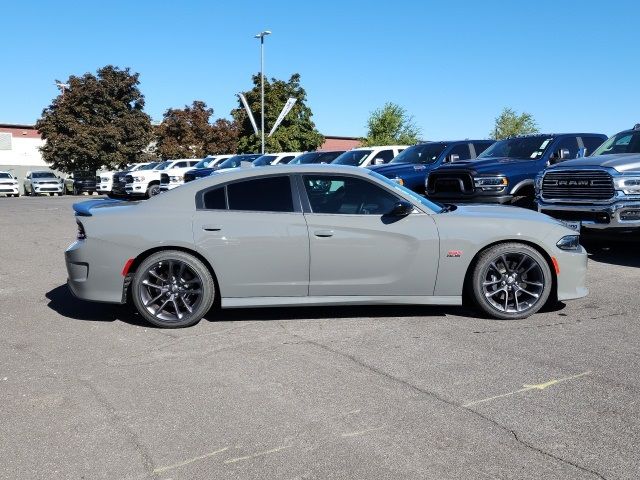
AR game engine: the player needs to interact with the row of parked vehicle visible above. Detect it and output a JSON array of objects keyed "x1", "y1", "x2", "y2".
[{"x1": 6, "y1": 124, "x2": 640, "y2": 234}]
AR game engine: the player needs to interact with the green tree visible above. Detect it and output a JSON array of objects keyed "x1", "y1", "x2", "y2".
[
  {"x1": 362, "y1": 102, "x2": 421, "y2": 146},
  {"x1": 36, "y1": 65, "x2": 152, "y2": 173},
  {"x1": 231, "y1": 73, "x2": 324, "y2": 153},
  {"x1": 155, "y1": 101, "x2": 238, "y2": 158},
  {"x1": 491, "y1": 107, "x2": 539, "y2": 140}
]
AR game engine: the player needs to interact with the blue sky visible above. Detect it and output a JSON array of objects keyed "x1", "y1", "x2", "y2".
[{"x1": 2, "y1": 0, "x2": 638, "y2": 139}]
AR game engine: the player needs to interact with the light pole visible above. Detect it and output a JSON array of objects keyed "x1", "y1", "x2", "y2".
[{"x1": 254, "y1": 30, "x2": 271, "y2": 154}]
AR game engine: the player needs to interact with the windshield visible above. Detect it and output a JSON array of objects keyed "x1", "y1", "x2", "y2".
[
  {"x1": 478, "y1": 137, "x2": 553, "y2": 160},
  {"x1": 218, "y1": 154, "x2": 259, "y2": 169},
  {"x1": 32, "y1": 172, "x2": 57, "y2": 179},
  {"x1": 253, "y1": 155, "x2": 277, "y2": 166},
  {"x1": 154, "y1": 161, "x2": 172, "y2": 170},
  {"x1": 138, "y1": 162, "x2": 160, "y2": 170},
  {"x1": 368, "y1": 170, "x2": 444, "y2": 213},
  {"x1": 592, "y1": 131, "x2": 640, "y2": 156},
  {"x1": 390, "y1": 143, "x2": 447, "y2": 164},
  {"x1": 289, "y1": 152, "x2": 317, "y2": 164},
  {"x1": 332, "y1": 150, "x2": 372, "y2": 166},
  {"x1": 0, "y1": 173, "x2": 12, "y2": 179},
  {"x1": 194, "y1": 158, "x2": 214, "y2": 169}
]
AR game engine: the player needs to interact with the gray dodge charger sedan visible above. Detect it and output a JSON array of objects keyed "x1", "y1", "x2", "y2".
[{"x1": 65, "y1": 165, "x2": 587, "y2": 328}]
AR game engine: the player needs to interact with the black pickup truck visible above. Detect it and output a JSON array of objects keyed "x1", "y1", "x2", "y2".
[{"x1": 64, "y1": 171, "x2": 97, "y2": 195}]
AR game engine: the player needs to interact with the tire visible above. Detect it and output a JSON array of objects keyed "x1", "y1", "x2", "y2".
[
  {"x1": 470, "y1": 242, "x2": 552, "y2": 320},
  {"x1": 131, "y1": 250, "x2": 215, "y2": 328},
  {"x1": 147, "y1": 183, "x2": 160, "y2": 198}
]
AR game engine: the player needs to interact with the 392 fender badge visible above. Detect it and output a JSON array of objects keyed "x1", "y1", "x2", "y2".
[{"x1": 447, "y1": 250, "x2": 463, "y2": 258}]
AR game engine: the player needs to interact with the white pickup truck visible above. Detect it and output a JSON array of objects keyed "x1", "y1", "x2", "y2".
[
  {"x1": 331, "y1": 145, "x2": 408, "y2": 168},
  {"x1": 97, "y1": 162, "x2": 149, "y2": 195},
  {"x1": 160, "y1": 156, "x2": 232, "y2": 192},
  {"x1": 125, "y1": 159, "x2": 199, "y2": 197}
]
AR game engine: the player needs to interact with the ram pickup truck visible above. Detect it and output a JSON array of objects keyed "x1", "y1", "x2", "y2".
[
  {"x1": 125, "y1": 159, "x2": 198, "y2": 197},
  {"x1": 536, "y1": 125, "x2": 640, "y2": 232},
  {"x1": 369, "y1": 140, "x2": 494, "y2": 193},
  {"x1": 426, "y1": 133, "x2": 607, "y2": 207}
]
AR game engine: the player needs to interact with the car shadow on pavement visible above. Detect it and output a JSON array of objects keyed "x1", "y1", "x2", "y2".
[
  {"x1": 583, "y1": 239, "x2": 640, "y2": 268},
  {"x1": 212, "y1": 304, "x2": 463, "y2": 323},
  {"x1": 45, "y1": 285, "x2": 147, "y2": 327},
  {"x1": 46, "y1": 284, "x2": 475, "y2": 327}
]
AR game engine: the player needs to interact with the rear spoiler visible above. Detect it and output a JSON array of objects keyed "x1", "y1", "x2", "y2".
[{"x1": 73, "y1": 199, "x2": 124, "y2": 217}]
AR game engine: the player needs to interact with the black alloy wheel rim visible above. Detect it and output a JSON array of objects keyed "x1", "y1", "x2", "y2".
[
  {"x1": 139, "y1": 260, "x2": 204, "y2": 323},
  {"x1": 482, "y1": 252, "x2": 545, "y2": 314}
]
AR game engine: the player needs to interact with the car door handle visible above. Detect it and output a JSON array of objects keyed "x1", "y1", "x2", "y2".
[
  {"x1": 314, "y1": 229, "x2": 334, "y2": 238},
  {"x1": 202, "y1": 225, "x2": 222, "y2": 232}
]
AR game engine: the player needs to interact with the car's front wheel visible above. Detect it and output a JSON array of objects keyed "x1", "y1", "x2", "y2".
[
  {"x1": 131, "y1": 250, "x2": 216, "y2": 328},
  {"x1": 147, "y1": 183, "x2": 160, "y2": 198},
  {"x1": 471, "y1": 242, "x2": 552, "y2": 320}
]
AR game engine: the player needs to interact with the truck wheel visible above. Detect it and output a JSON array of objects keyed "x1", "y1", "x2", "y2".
[
  {"x1": 147, "y1": 184, "x2": 160, "y2": 197},
  {"x1": 470, "y1": 242, "x2": 552, "y2": 320}
]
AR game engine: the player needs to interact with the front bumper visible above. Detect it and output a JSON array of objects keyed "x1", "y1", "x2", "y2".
[
  {"x1": 538, "y1": 199, "x2": 640, "y2": 230},
  {"x1": 125, "y1": 182, "x2": 148, "y2": 196},
  {"x1": 96, "y1": 182, "x2": 113, "y2": 193},
  {"x1": 0, "y1": 184, "x2": 19, "y2": 194},
  {"x1": 33, "y1": 184, "x2": 63, "y2": 193},
  {"x1": 554, "y1": 245, "x2": 589, "y2": 301},
  {"x1": 159, "y1": 182, "x2": 181, "y2": 192}
]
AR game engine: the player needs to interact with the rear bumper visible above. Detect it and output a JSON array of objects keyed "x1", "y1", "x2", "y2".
[
  {"x1": 65, "y1": 240, "x2": 127, "y2": 304},
  {"x1": 538, "y1": 200, "x2": 640, "y2": 230}
]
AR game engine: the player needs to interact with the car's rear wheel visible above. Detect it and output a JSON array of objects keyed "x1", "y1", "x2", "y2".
[
  {"x1": 131, "y1": 250, "x2": 215, "y2": 328},
  {"x1": 471, "y1": 242, "x2": 552, "y2": 320}
]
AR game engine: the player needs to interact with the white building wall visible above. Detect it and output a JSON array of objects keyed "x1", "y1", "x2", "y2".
[{"x1": 0, "y1": 135, "x2": 47, "y2": 167}]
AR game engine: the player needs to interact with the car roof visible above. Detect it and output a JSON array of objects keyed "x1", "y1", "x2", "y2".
[
  {"x1": 500, "y1": 133, "x2": 606, "y2": 139},
  {"x1": 148, "y1": 165, "x2": 399, "y2": 208}
]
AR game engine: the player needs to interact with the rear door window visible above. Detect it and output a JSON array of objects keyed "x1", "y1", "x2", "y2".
[{"x1": 227, "y1": 176, "x2": 294, "y2": 212}]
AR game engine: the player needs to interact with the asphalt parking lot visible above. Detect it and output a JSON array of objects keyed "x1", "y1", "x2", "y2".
[{"x1": 1, "y1": 195, "x2": 639, "y2": 480}]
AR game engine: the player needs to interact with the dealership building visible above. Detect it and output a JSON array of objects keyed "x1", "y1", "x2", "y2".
[{"x1": 0, "y1": 123, "x2": 360, "y2": 183}]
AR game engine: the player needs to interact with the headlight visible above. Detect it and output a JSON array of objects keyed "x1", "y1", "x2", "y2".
[
  {"x1": 614, "y1": 176, "x2": 640, "y2": 195},
  {"x1": 101, "y1": 176, "x2": 110, "y2": 182},
  {"x1": 170, "y1": 175, "x2": 183, "y2": 182},
  {"x1": 534, "y1": 173, "x2": 543, "y2": 192},
  {"x1": 133, "y1": 176, "x2": 145, "y2": 182},
  {"x1": 556, "y1": 235, "x2": 580, "y2": 250},
  {"x1": 474, "y1": 176, "x2": 508, "y2": 190}
]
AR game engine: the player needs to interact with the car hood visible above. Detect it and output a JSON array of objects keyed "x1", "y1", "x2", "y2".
[
  {"x1": 435, "y1": 157, "x2": 534, "y2": 174},
  {"x1": 546, "y1": 153, "x2": 640, "y2": 173},
  {"x1": 369, "y1": 162, "x2": 434, "y2": 176},
  {"x1": 33, "y1": 178, "x2": 60, "y2": 183},
  {"x1": 441, "y1": 203, "x2": 569, "y2": 230}
]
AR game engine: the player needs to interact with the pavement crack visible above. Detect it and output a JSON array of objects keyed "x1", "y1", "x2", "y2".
[
  {"x1": 295, "y1": 335, "x2": 607, "y2": 480},
  {"x1": 472, "y1": 320, "x2": 583, "y2": 334},
  {"x1": 76, "y1": 377, "x2": 157, "y2": 477}
]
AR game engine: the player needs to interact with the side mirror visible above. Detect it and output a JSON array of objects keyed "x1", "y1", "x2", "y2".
[
  {"x1": 447, "y1": 153, "x2": 460, "y2": 163},
  {"x1": 374, "y1": 157, "x2": 385, "y2": 165},
  {"x1": 389, "y1": 200, "x2": 413, "y2": 216},
  {"x1": 560, "y1": 148, "x2": 571, "y2": 159}
]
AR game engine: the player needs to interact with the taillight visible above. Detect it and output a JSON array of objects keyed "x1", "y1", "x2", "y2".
[{"x1": 76, "y1": 220, "x2": 86, "y2": 240}]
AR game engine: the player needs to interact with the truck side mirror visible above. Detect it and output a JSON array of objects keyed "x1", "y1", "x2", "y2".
[
  {"x1": 559, "y1": 148, "x2": 571, "y2": 160},
  {"x1": 447, "y1": 154, "x2": 460, "y2": 163},
  {"x1": 374, "y1": 157, "x2": 385, "y2": 165}
]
